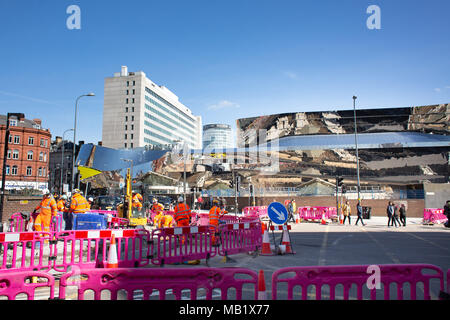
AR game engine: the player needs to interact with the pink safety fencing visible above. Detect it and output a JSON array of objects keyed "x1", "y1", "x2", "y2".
[
  {"x1": 51, "y1": 229, "x2": 152, "y2": 272},
  {"x1": 272, "y1": 264, "x2": 444, "y2": 300},
  {"x1": 298, "y1": 206, "x2": 337, "y2": 222},
  {"x1": 88, "y1": 210, "x2": 118, "y2": 217},
  {"x1": 218, "y1": 222, "x2": 262, "y2": 257},
  {"x1": 423, "y1": 208, "x2": 448, "y2": 224},
  {"x1": 8, "y1": 212, "x2": 65, "y2": 232},
  {"x1": 242, "y1": 206, "x2": 268, "y2": 219},
  {"x1": 150, "y1": 225, "x2": 217, "y2": 266},
  {"x1": 0, "y1": 270, "x2": 56, "y2": 300},
  {"x1": 0, "y1": 231, "x2": 54, "y2": 273},
  {"x1": 106, "y1": 215, "x2": 130, "y2": 229},
  {"x1": 58, "y1": 267, "x2": 259, "y2": 300}
]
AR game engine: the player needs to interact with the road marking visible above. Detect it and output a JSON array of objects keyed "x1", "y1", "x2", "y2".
[
  {"x1": 318, "y1": 226, "x2": 329, "y2": 265},
  {"x1": 405, "y1": 232, "x2": 450, "y2": 253},
  {"x1": 331, "y1": 234, "x2": 353, "y2": 246}
]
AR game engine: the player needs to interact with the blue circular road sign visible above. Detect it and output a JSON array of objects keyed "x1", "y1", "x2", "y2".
[{"x1": 267, "y1": 202, "x2": 288, "y2": 225}]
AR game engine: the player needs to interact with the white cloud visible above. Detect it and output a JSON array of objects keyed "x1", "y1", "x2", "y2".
[
  {"x1": 282, "y1": 71, "x2": 298, "y2": 79},
  {"x1": 207, "y1": 100, "x2": 240, "y2": 110},
  {"x1": 434, "y1": 88, "x2": 441, "y2": 92}
]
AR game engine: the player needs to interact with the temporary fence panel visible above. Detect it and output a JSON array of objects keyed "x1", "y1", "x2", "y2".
[
  {"x1": 58, "y1": 267, "x2": 259, "y2": 300},
  {"x1": 423, "y1": 208, "x2": 448, "y2": 224},
  {"x1": 219, "y1": 222, "x2": 262, "y2": 257},
  {"x1": 8, "y1": 213, "x2": 29, "y2": 232},
  {"x1": 0, "y1": 270, "x2": 55, "y2": 300},
  {"x1": 272, "y1": 264, "x2": 444, "y2": 300},
  {"x1": 0, "y1": 232, "x2": 54, "y2": 272},
  {"x1": 89, "y1": 210, "x2": 118, "y2": 217},
  {"x1": 106, "y1": 215, "x2": 130, "y2": 229},
  {"x1": 50, "y1": 213, "x2": 64, "y2": 232},
  {"x1": 51, "y1": 229, "x2": 151, "y2": 272},
  {"x1": 151, "y1": 225, "x2": 216, "y2": 266}
]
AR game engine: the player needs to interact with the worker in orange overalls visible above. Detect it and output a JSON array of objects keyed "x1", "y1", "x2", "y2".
[
  {"x1": 33, "y1": 189, "x2": 58, "y2": 233},
  {"x1": 209, "y1": 199, "x2": 224, "y2": 246},
  {"x1": 151, "y1": 198, "x2": 164, "y2": 228},
  {"x1": 161, "y1": 213, "x2": 175, "y2": 228},
  {"x1": 67, "y1": 189, "x2": 90, "y2": 230},
  {"x1": 57, "y1": 194, "x2": 68, "y2": 213},
  {"x1": 132, "y1": 191, "x2": 143, "y2": 211},
  {"x1": 173, "y1": 196, "x2": 191, "y2": 244}
]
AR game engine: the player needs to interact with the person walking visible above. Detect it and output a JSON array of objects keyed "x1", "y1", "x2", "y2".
[
  {"x1": 355, "y1": 201, "x2": 366, "y2": 226},
  {"x1": 287, "y1": 200, "x2": 295, "y2": 223},
  {"x1": 342, "y1": 200, "x2": 351, "y2": 225},
  {"x1": 391, "y1": 203, "x2": 401, "y2": 228},
  {"x1": 399, "y1": 204, "x2": 407, "y2": 227},
  {"x1": 387, "y1": 201, "x2": 395, "y2": 227}
]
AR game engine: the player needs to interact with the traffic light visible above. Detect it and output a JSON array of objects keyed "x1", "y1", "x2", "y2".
[
  {"x1": 336, "y1": 176, "x2": 344, "y2": 187},
  {"x1": 229, "y1": 180, "x2": 234, "y2": 189},
  {"x1": 341, "y1": 184, "x2": 347, "y2": 193}
]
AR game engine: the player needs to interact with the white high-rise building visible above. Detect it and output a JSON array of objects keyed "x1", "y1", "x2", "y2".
[
  {"x1": 102, "y1": 66, "x2": 202, "y2": 150},
  {"x1": 203, "y1": 124, "x2": 233, "y2": 150}
]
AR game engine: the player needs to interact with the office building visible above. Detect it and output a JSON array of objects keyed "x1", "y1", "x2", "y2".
[
  {"x1": 203, "y1": 124, "x2": 233, "y2": 150},
  {"x1": 102, "y1": 66, "x2": 202, "y2": 150}
]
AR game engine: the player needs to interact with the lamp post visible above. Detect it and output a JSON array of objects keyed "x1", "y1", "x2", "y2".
[
  {"x1": 60, "y1": 128, "x2": 74, "y2": 194},
  {"x1": 353, "y1": 96, "x2": 361, "y2": 202},
  {"x1": 0, "y1": 113, "x2": 25, "y2": 229},
  {"x1": 72, "y1": 93, "x2": 95, "y2": 191}
]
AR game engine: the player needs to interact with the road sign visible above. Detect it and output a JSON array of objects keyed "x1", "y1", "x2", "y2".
[{"x1": 268, "y1": 202, "x2": 288, "y2": 225}]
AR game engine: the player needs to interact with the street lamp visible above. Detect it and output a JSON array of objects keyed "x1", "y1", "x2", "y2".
[
  {"x1": 0, "y1": 113, "x2": 25, "y2": 230},
  {"x1": 353, "y1": 96, "x2": 361, "y2": 202},
  {"x1": 72, "y1": 93, "x2": 95, "y2": 191},
  {"x1": 60, "y1": 128, "x2": 74, "y2": 194}
]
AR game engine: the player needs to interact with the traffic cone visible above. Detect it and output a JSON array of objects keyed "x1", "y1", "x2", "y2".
[
  {"x1": 339, "y1": 213, "x2": 344, "y2": 225},
  {"x1": 321, "y1": 213, "x2": 327, "y2": 225},
  {"x1": 260, "y1": 228, "x2": 273, "y2": 256},
  {"x1": 106, "y1": 235, "x2": 119, "y2": 268},
  {"x1": 281, "y1": 229, "x2": 293, "y2": 254},
  {"x1": 257, "y1": 270, "x2": 267, "y2": 300},
  {"x1": 261, "y1": 222, "x2": 266, "y2": 235}
]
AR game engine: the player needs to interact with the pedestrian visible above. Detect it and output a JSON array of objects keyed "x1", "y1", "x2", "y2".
[
  {"x1": 355, "y1": 201, "x2": 366, "y2": 226},
  {"x1": 287, "y1": 200, "x2": 295, "y2": 223},
  {"x1": 391, "y1": 203, "x2": 401, "y2": 228},
  {"x1": 342, "y1": 200, "x2": 351, "y2": 225},
  {"x1": 387, "y1": 201, "x2": 394, "y2": 227},
  {"x1": 197, "y1": 195, "x2": 203, "y2": 210},
  {"x1": 399, "y1": 204, "x2": 407, "y2": 227}
]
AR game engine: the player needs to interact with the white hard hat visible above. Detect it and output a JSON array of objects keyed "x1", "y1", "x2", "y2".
[
  {"x1": 178, "y1": 196, "x2": 184, "y2": 202},
  {"x1": 88, "y1": 197, "x2": 94, "y2": 202},
  {"x1": 42, "y1": 189, "x2": 50, "y2": 195},
  {"x1": 61, "y1": 195, "x2": 67, "y2": 200}
]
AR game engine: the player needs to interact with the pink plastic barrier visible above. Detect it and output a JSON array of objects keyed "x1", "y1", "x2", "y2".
[
  {"x1": 8, "y1": 213, "x2": 28, "y2": 232},
  {"x1": 242, "y1": 206, "x2": 268, "y2": 219},
  {"x1": 423, "y1": 208, "x2": 448, "y2": 224},
  {"x1": 298, "y1": 206, "x2": 337, "y2": 222},
  {"x1": 51, "y1": 229, "x2": 151, "y2": 272},
  {"x1": 272, "y1": 264, "x2": 444, "y2": 300},
  {"x1": 219, "y1": 222, "x2": 262, "y2": 257},
  {"x1": 151, "y1": 225, "x2": 217, "y2": 266},
  {"x1": 0, "y1": 270, "x2": 56, "y2": 300},
  {"x1": 106, "y1": 215, "x2": 130, "y2": 229},
  {"x1": 0, "y1": 231, "x2": 54, "y2": 272},
  {"x1": 89, "y1": 210, "x2": 118, "y2": 217},
  {"x1": 58, "y1": 267, "x2": 259, "y2": 300}
]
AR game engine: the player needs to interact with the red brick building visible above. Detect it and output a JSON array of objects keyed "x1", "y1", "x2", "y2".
[{"x1": 0, "y1": 115, "x2": 51, "y2": 191}]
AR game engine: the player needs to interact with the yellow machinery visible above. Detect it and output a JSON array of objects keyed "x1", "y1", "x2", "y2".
[{"x1": 117, "y1": 168, "x2": 147, "y2": 227}]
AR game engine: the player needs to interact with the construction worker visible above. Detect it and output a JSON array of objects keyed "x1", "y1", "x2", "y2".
[
  {"x1": 132, "y1": 191, "x2": 143, "y2": 211},
  {"x1": 209, "y1": 199, "x2": 224, "y2": 246},
  {"x1": 174, "y1": 196, "x2": 191, "y2": 227},
  {"x1": 161, "y1": 213, "x2": 175, "y2": 228},
  {"x1": 66, "y1": 189, "x2": 90, "y2": 230},
  {"x1": 57, "y1": 195, "x2": 68, "y2": 213},
  {"x1": 151, "y1": 198, "x2": 164, "y2": 228},
  {"x1": 33, "y1": 189, "x2": 58, "y2": 233}
]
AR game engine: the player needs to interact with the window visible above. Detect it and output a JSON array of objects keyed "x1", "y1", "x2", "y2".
[
  {"x1": 12, "y1": 150, "x2": 19, "y2": 159},
  {"x1": 131, "y1": 116, "x2": 134, "y2": 121},
  {"x1": 125, "y1": 116, "x2": 128, "y2": 122},
  {"x1": 125, "y1": 124, "x2": 127, "y2": 131},
  {"x1": 5, "y1": 165, "x2": 10, "y2": 175},
  {"x1": 39, "y1": 152, "x2": 44, "y2": 161},
  {"x1": 14, "y1": 135, "x2": 20, "y2": 144},
  {"x1": 126, "y1": 98, "x2": 129, "y2": 104},
  {"x1": 127, "y1": 81, "x2": 129, "y2": 87},
  {"x1": 126, "y1": 90, "x2": 129, "y2": 95},
  {"x1": 124, "y1": 143, "x2": 127, "y2": 148},
  {"x1": 28, "y1": 137, "x2": 34, "y2": 145},
  {"x1": 132, "y1": 89, "x2": 135, "y2": 95},
  {"x1": 125, "y1": 134, "x2": 127, "y2": 139},
  {"x1": 43, "y1": 167, "x2": 46, "y2": 177},
  {"x1": 132, "y1": 98, "x2": 135, "y2": 104},
  {"x1": 131, "y1": 124, "x2": 134, "y2": 130},
  {"x1": 8, "y1": 135, "x2": 12, "y2": 143},
  {"x1": 131, "y1": 134, "x2": 134, "y2": 139},
  {"x1": 11, "y1": 166, "x2": 18, "y2": 176},
  {"x1": 38, "y1": 167, "x2": 42, "y2": 177},
  {"x1": 132, "y1": 80, "x2": 135, "y2": 86},
  {"x1": 40, "y1": 138, "x2": 45, "y2": 147},
  {"x1": 27, "y1": 151, "x2": 33, "y2": 160},
  {"x1": 9, "y1": 119, "x2": 17, "y2": 126},
  {"x1": 7, "y1": 150, "x2": 11, "y2": 159},
  {"x1": 125, "y1": 107, "x2": 128, "y2": 113},
  {"x1": 26, "y1": 166, "x2": 32, "y2": 176},
  {"x1": 131, "y1": 143, "x2": 133, "y2": 148},
  {"x1": 132, "y1": 107, "x2": 134, "y2": 112}
]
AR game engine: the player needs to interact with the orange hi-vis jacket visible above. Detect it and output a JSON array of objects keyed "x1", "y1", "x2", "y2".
[
  {"x1": 35, "y1": 196, "x2": 58, "y2": 217},
  {"x1": 57, "y1": 199, "x2": 67, "y2": 212},
  {"x1": 132, "y1": 193, "x2": 143, "y2": 208},
  {"x1": 70, "y1": 193, "x2": 90, "y2": 213},
  {"x1": 161, "y1": 214, "x2": 174, "y2": 228},
  {"x1": 151, "y1": 203, "x2": 164, "y2": 214},
  {"x1": 209, "y1": 206, "x2": 222, "y2": 226},
  {"x1": 174, "y1": 203, "x2": 191, "y2": 223}
]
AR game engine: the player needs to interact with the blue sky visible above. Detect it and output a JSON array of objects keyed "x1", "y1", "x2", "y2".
[{"x1": 0, "y1": 0, "x2": 449, "y2": 145}]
